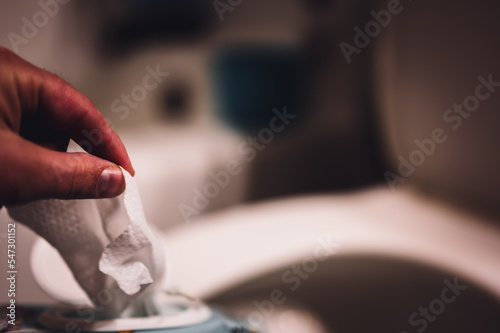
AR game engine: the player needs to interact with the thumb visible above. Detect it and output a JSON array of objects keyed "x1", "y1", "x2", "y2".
[
  {"x1": 48, "y1": 151, "x2": 126, "y2": 200},
  {"x1": 1, "y1": 134, "x2": 126, "y2": 204}
]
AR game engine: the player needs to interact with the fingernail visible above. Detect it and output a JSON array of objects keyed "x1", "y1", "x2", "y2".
[{"x1": 98, "y1": 167, "x2": 125, "y2": 197}]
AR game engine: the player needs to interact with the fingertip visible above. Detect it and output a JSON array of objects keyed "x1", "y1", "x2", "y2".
[
  {"x1": 97, "y1": 166, "x2": 125, "y2": 198},
  {"x1": 120, "y1": 161, "x2": 135, "y2": 177}
]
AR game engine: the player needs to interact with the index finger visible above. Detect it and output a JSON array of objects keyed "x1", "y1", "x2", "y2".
[{"x1": 31, "y1": 67, "x2": 135, "y2": 176}]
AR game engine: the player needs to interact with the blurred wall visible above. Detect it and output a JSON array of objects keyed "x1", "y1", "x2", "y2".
[
  {"x1": 229, "y1": 0, "x2": 387, "y2": 200},
  {"x1": 375, "y1": 0, "x2": 500, "y2": 218}
]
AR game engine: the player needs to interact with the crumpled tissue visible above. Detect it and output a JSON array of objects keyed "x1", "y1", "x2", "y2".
[{"x1": 7, "y1": 169, "x2": 165, "y2": 316}]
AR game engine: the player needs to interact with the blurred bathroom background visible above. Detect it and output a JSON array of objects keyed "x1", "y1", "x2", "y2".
[
  {"x1": 1, "y1": 0, "x2": 500, "y2": 332},
  {"x1": 0, "y1": 0, "x2": 389, "y2": 224}
]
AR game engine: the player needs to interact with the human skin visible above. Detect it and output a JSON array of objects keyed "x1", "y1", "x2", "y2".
[{"x1": 0, "y1": 47, "x2": 134, "y2": 206}]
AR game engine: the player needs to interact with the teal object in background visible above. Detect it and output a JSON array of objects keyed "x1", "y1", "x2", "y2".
[
  {"x1": 10, "y1": 306, "x2": 254, "y2": 333},
  {"x1": 212, "y1": 45, "x2": 305, "y2": 134}
]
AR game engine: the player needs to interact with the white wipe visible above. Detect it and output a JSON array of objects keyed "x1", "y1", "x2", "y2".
[{"x1": 7, "y1": 169, "x2": 165, "y2": 316}]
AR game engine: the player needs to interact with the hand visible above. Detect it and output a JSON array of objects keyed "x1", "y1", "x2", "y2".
[{"x1": 0, "y1": 47, "x2": 134, "y2": 206}]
